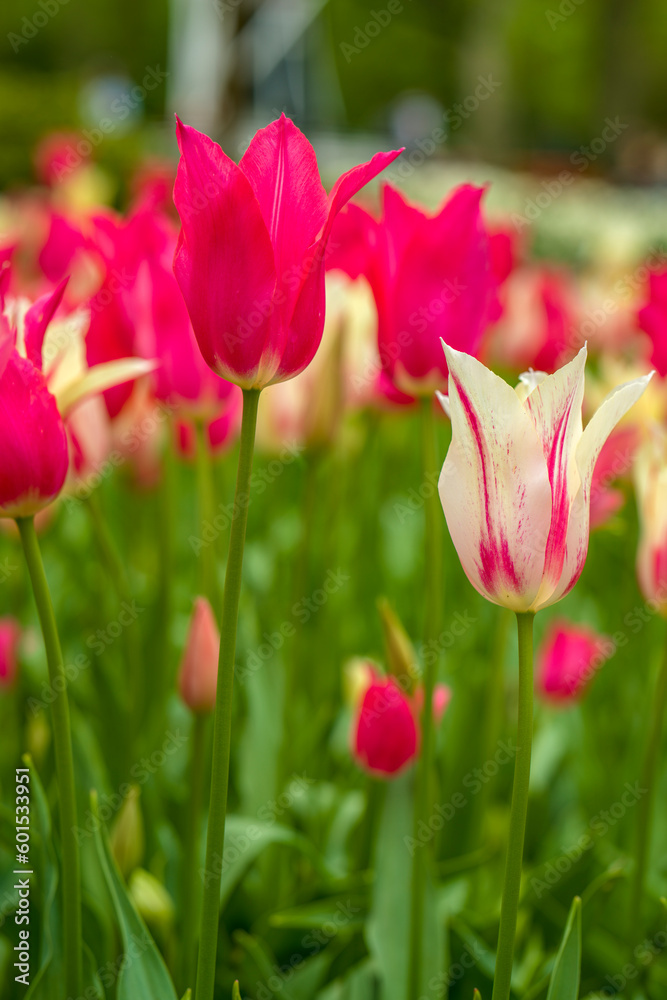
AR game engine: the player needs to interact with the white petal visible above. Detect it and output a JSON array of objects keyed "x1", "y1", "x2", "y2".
[
  {"x1": 522, "y1": 346, "x2": 586, "y2": 605},
  {"x1": 439, "y1": 343, "x2": 552, "y2": 611},
  {"x1": 435, "y1": 390, "x2": 450, "y2": 419},
  {"x1": 534, "y1": 370, "x2": 653, "y2": 611},
  {"x1": 56, "y1": 358, "x2": 157, "y2": 416}
]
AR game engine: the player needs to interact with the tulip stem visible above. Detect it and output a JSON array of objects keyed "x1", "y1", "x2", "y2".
[
  {"x1": 181, "y1": 711, "x2": 208, "y2": 993},
  {"x1": 630, "y1": 622, "x2": 667, "y2": 933},
  {"x1": 195, "y1": 419, "x2": 220, "y2": 611},
  {"x1": 492, "y1": 611, "x2": 534, "y2": 1000},
  {"x1": 16, "y1": 515, "x2": 82, "y2": 998},
  {"x1": 195, "y1": 388, "x2": 260, "y2": 1000},
  {"x1": 408, "y1": 398, "x2": 442, "y2": 999}
]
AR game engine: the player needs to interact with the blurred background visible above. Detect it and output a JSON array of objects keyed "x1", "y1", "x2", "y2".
[{"x1": 3, "y1": 0, "x2": 667, "y2": 196}]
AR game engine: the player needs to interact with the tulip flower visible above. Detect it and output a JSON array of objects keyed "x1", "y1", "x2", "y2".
[
  {"x1": 438, "y1": 343, "x2": 651, "y2": 613},
  {"x1": 352, "y1": 670, "x2": 418, "y2": 777},
  {"x1": 178, "y1": 597, "x2": 220, "y2": 713},
  {"x1": 172, "y1": 114, "x2": 401, "y2": 390},
  {"x1": 630, "y1": 425, "x2": 667, "y2": 931},
  {"x1": 338, "y1": 184, "x2": 497, "y2": 397},
  {"x1": 537, "y1": 620, "x2": 611, "y2": 703},
  {"x1": 172, "y1": 115, "x2": 401, "y2": 1000},
  {"x1": 0, "y1": 280, "x2": 154, "y2": 518},
  {"x1": 350, "y1": 665, "x2": 450, "y2": 778},
  {"x1": 638, "y1": 268, "x2": 667, "y2": 377},
  {"x1": 437, "y1": 341, "x2": 650, "y2": 1000},
  {"x1": 634, "y1": 429, "x2": 667, "y2": 612},
  {"x1": 0, "y1": 617, "x2": 21, "y2": 687}
]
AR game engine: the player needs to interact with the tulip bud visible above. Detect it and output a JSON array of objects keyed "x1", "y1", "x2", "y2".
[
  {"x1": 634, "y1": 429, "x2": 667, "y2": 614},
  {"x1": 352, "y1": 668, "x2": 418, "y2": 778},
  {"x1": 178, "y1": 597, "x2": 220, "y2": 713},
  {"x1": 0, "y1": 616, "x2": 21, "y2": 688},
  {"x1": 413, "y1": 682, "x2": 452, "y2": 725},
  {"x1": 129, "y1": 868, "x2": 175, "y2": 936},
  {"x1": 343, "y1": 657, "x2": 375, "y2": 708},
  {"x1": 536, "y1": 620, "x2": 611, "y2": 703},
  {"x1": 377, "y1": 598, "x2": 419, "y2": 690},
  {"x1": 110, "y1": 785, "x2": 144, "y2": 877}
]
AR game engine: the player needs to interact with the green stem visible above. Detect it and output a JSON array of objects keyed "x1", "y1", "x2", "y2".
[
  {"x1": 195, "y1": 388, "x2": 260, "y2": 1000},
  {"x1": 630, "y1": 623, "x2": 667, "y2": 932},
  {"x1": 474, "y1": 609, "x2": 512, "y2": 846},
  {"x1": 180, "y1": 712, "x2": 208, "y2": 992},
  {"x1": 492, "y1": 611, "x2": 535, "y2": 1000},
  {"x1": 408, "y1": 398, "x2": 442, "y2": 999},
  {"x1": 195, "y1": 419, "x2": 220, "y2": 611},
  {"x1": 17, "y1": 516, "x2": 82, "y2": 998}
]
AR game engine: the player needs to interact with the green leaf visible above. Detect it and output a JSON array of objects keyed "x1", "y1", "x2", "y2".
[
  {"x1": 232, "y1": 982, "x2": 241, "y2": 1000},
  {"x1": 91, "y1": 791, "x2": 178, "y2": 1000},
  {"x1": 546, "y1": 896, "x2": 582, "y2": 1000},
  {"x1": 181, "y1": 991, "x2": 192, "y2": 1000},
  {"x1": 219, "y1": 815, "x2": 320, "y2": 909},
  {"x1": 269, "y1": 895, "x2": 366, "y2": 930},
  {"x1": 366, "y1": 773, "x2": 443, "y2": 1000},
  {"x1": 473, "y1": 991, "x2": 482, "y2": 999}
]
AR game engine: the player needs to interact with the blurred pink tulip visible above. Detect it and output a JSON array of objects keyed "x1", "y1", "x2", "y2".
[
  {"x1": 178, "y1": 597, "x2": 220, "y2": 713},
  {"x1": 438, "y1": 343, "x2": 651, "y2": 612},
  {"x1": 172, "y1": 114, "x2": 401, "y2": 390},
  {"x1": 537, "y1": 620, "x2": 611, "y2": 702},
  {"x1": 638, "y1": 268, "x2": 667, "y2": 377},
  {"x1": 0, "y1": 617, "x2": 21, "y2": 688},
  {"x1": 351, "y1": 667, "x2": 450, "y2": 778},
  {"x1": 345, "y1": 183, "x2": 497, "y2": 397}
]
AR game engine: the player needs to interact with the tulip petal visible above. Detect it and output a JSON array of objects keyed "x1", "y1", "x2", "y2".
[
  {"x1": 522, "y1": 346, "x2": 586, "y2": 596},
  {"x1": 323, "y1": 148, "x2": 403, "y2": 244},
  {"x1": 56, "y1": 357, "x2": 157, "y2": 416},
  {"x1": 24, "y1": 278, "x2": 68, "y2": 369},
  {"x1": 0, "y1": 316, "x2": 13, "y2": 380},
  {"x1": 173, "y1": 118, "x2": 277, "y2": 388},
  {"x1": 536, "y1": 371, "x2": 653, "y2": 609},
  {"x1": 239, "y1": 114, "x2": 328, "y2": 278},
  {"x1": 439, "y1": 343, "x2": 552, "y2": 611}
]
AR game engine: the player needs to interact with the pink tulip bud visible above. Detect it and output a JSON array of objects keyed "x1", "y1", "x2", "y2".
[
  {"x1": 352, "y1": 668, "x2": 418, "y2": 778},
  {"x1": 0, "y1": 617, "x2": 21, "y2": 688},
  {"x1": 413, "y1": 683, "x2": 452, "y2": 726},
  {"x1": 537, "y1": 620, "x2": 611, "y2": 703},
  {"x1": 172, "y1": 115, "x2": 401, "y2": 390},
  {"x1": 638, "y1": 268, "x2": 667, "y2": 377},
  {"x1": 178, "y1": 597, "x2": 220, "y2": 713}
]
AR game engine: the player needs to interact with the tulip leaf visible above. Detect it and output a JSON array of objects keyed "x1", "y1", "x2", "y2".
[
  {"x1": 91, "y1": 791, "x2": 178, "y2": 1000},
  {"x1": 546, "y1": 896, "x2": 582, "y2": 1000},
  {"x1": 219, "y1": 815, "x2": 320, "y2": 909}
]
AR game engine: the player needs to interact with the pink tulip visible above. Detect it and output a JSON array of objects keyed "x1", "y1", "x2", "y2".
[
  {"x1": 537, "y1": 620, "x2": 611, "y2": 702},
  {"x1": 352, "y1": 670, "x2": 418, "y2": 777},
  {"x1": 178, "y1": 597, "x2": 220, "y2": 713},
  {"x1": 351, "y1": 667, "x2": 450, "y2": 778},
  {"x1": 589, "y1": 426, "x2": 639, "y2": 529},
  {"x1": 0, "y1": 617, "x2": 21, "y2": 687},
  {"x1": 172, "y1": 115, "x2": 401, "y2": 390},
  {"x1": 0, "y1": 284, "x2": 70, "y2": 517},
  {"x1": 638, "y1": 268, "x2": 667, "y2": 377},
  {"x1": 438, "y1": 343, "x2": 651, "y2": 612},
  {"x1": 341, "y1": 184, "x2": 497, "y2": 397}
]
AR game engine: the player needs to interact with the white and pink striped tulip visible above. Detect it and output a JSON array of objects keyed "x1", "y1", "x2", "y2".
[{"x1": 438, "y1": 343, "x2": 651, "y2": 612}]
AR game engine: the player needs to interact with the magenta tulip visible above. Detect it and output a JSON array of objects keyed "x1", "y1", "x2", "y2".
[
  {"x1": 0, "y1": 617, "x2": 21, "y2": 687},
  {"x1": 638, "y1": 268, "x2": 667, "y2": 377},
  {"x1": 172, "y1": 115, "x2": 401, "y2": 390},
  {"x1": 352, "y1": 670, "x2": 419, "y2": 777},
  {"x1": 537, "y1": 620, "x2": 611, "y2": 703}
]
